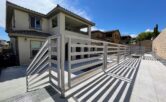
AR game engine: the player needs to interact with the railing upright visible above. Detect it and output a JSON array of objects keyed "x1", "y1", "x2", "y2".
[
  {"x1": 103, "y1": 43, "x2": 108, "y2": 73},
  {"x1": 124, "y1": 46, "x2": 127, "y2": 59},
  {"x1": 68, "y1": 37, "x2": 71, "y2": 88},
  {"x1": 60, "y1": 34, "x2": 65, "y2": 97},
  {"x1": 26, "y1": 72, "x2": 28, "y2": 92},
  {"x1": 57, "y1": 37, "x2": 61, "y2": 87},
  {"x1": 117, "y1": 45, "x2": 120, "y2": 64},
  {"x1": 48, "y1": 38, "x2": 52, "y2": 83}
]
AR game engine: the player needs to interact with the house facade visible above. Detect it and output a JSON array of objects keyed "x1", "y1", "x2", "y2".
[
  {"x1": 6, "y1": 2, "x2": 95, "y2": 65},
  {"x1": 0, "y1": 39, "x2": 9, "y2": 53},
  {"x1": 121, "y1": 35, "x2": 132, "y2": 44},
  {"x1": 91, "y1": 30, "x2": 121, "y2": 43}
]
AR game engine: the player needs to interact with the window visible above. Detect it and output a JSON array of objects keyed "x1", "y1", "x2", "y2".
[
  {"x1": 30, "y1": 16, "x2": 41, "y2": 30},
  {"x1": 52, "y1": 17, "x2": 57, "y2": 28},
  {"x1": 30, "y1": 40, "x2": 44, "y2": 58}
]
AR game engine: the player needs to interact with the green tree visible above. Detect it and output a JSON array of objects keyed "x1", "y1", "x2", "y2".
[
  {"x1": 136, "y1": 32, "x2": 153, "y2": 41},
  {"x1": 153, "y1": 24, "x2": 160, "y2": 37}
]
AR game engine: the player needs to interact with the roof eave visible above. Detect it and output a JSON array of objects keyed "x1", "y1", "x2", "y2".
[{"x1": 47, "y1": 6, "x2": 95, "y2": 26}]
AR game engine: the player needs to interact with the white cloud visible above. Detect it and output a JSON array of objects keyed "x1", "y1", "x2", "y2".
[
  {"x1": 0, "y1": 0, "x2": 91, "y2": 28},
  {"x1": 130, "y1": 34, "x2": 137, "y2": 38},
  {"x1": 0, "y1": 0, "x2": 6, "y2": 28},
  {"x1": 145, "y1": 28, "x2": 153, "y2": 32},
  {"x1": 91, "y1": 27, "x2": 105, "y2": 31}
]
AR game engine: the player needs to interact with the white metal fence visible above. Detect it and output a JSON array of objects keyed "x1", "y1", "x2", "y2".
[{"x1": 26, "y1": 35, "x2": 131, "y2": 97}]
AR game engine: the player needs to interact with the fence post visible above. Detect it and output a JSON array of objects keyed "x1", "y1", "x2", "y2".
[
  {"x1": 60, "y1": 34, "x2": 65, "y2": 97},
  {"x1": 26, "y1": 74, "x2": 28, "y2": 92},
  {"x1": 117, "y1": 45, "x2": 120, "y2": 64},
  {"x1": 57, "y1": 37, "x2": 61, "y2": 87},
  {"x1": 48, "y1": 38, "x2": 52, "y2": 83},
  {"x1": 103, "y1": 43, "x2": 107, "y2": 73},
  {"x1": 124, "y1": 46, "x2": 127, "y2": 59},
  {"x1": 68, "y1": 37, "x2": 71, "y2": 88}
]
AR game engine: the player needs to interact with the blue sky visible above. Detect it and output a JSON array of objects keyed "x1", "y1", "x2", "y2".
[{"x1": 1, "y1": 0, "x2": 166, "y2": 41}]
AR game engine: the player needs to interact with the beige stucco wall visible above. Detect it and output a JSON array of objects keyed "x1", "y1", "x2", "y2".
[
  {"x1": 13, "y1": 9, "x2": 91, "y2": 37},
  {"x1": 17, "y1": 36, "x2": 46, "y2": 65},
  {"x1": 153, "y1": 29, "x2": 166, "y2": 59},
  {"x1": 13, "y1": 9, "x2": 49, "y2": 33},
  {"x1": 14, "y1": 10, "x2": 29, "y2": 30},
  {"x1": 12, "y1": 10, "x2": 94, "y2": 65}
]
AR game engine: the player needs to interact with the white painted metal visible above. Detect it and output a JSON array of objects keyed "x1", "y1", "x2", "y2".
[{"x1": 26, "y1": 34, "x2": 140, "y2": 97}]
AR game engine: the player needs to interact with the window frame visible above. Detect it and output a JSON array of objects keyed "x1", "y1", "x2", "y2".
[
  {"x1": 30, "y1": 40, "x2": 44, "y2": 58},
  {"x1": 52, "y1": 16, "x2": 58, "y2": 28},
  {"x1": 29, "y1": 15, "x2": 42, "y2": 30}
]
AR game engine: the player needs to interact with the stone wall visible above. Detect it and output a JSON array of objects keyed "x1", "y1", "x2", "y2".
[{"x1": 153, "y1": 29, "x2": 166, "y2": 59}]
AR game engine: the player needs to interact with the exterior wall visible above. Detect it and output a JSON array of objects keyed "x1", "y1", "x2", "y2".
[
  {"x1": 17, "y1": 36, "x2": 46, "y2": 65},
  {"x1": 91, "y1": 31, "x2": 121, "y2": 43},
  {"x1": 63, "y1": 14, "x2": 91, "y2": 38},
  {"x1": 153, "y1": 29, "x2": 166, "y2": 59},
  {"x1": 48, "y1": 15, "x2": 58, "y2": 35},
  {"x1": 91, "y1": 32, "x2": 105, "y2": 41},
  {"x1": 11, "y1": 10, "x2": 93, "y2": 65},
  {"x1": 13, "y1": 9, "x2": 49, "y2": 33},
  {"x1": 135, "y1": 40, "x2": 152, "y2": 52},
  {"x1": 14, "y1": 10, "x2": 29, "y2": 30},
  {"x1": 10, "y1": 37, "x2": 17, "y2": 55},
  {"x1": 121, "y1": 36, "x2": 131, "y2": 44},
  {"x1": 111, "y1": 32, "x2": 121, "y2": 43}
]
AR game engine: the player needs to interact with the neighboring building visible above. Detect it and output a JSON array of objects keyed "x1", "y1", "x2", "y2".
[
  {"x1": 6, "y1": 1, "x2": 95, "y2": 65},
  {"x1": 0, "y1": 39, "x2": 10, "y2": 53},
  {"x1": 91, "y1": 30, "x2": 121, "y2": 43},
  {"x1": 153, "y1": 29, "x2": 166, "y2": 59},
  {"x1": 121, "y1": 35, "x2": 132, "y2": 44}
]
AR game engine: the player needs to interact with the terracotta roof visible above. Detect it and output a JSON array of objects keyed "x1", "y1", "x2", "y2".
[
  {"x1": 6, "y1": 1, "x2": 95, "y2": 26},
  {"x1": 9, "y1": 30, "x2": 51, "y2": 38}
]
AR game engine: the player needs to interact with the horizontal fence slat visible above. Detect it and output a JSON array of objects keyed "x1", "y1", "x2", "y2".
[
  {"x1": 71, "y1": 51, "x2": 104, "y2": 56},
  {"x1": 29, "y1": 74, "x2": 49, "y2": 87},
  {"x1": 27, "y1": 47, "x2": 48, "y2": 72},
  {"x1": 107, "y1": 50, "x2": 118, "y2": 53},
  {"x1": 107, "y1": 46, "x2": 118, "y2": 49},
  {"x1": 71, "y1": 44, "x2": 104, "y2": 48},
  {"x1": 51, "y1": 74, "x2": 58, "y2": 81},
  {"x1": 51, "y1": 52, "x2": 57, "y2": 56},
  {"x1": 71, "y1": 60, "x2": 103, "y2": 73},
  {"x1": 28, "y1": 54, "x2": 49, "y2": 75},
  {"x1": 50, "y1": 60, "x2": 58, "y2": 65},
  {"x1": 28, "y1": 62, "x2": 49, "y2": 82},
  {"x1": 71, "y1": 56, "x2": 102, "y2": 64}
]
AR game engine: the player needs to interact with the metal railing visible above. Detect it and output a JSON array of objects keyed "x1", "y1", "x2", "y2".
[
  {"x1": 26, "y1": 35, "x2": 61, "y2": 92},
  {"x1": 26, "y1": 34, "x2": 131, "y2": 97}
]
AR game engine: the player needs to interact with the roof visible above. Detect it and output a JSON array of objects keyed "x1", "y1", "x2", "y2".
[
  {"x1": 6, "y1": 1, "x2": 95, "y2": 27},
  {"x1": 91, "y1": 30, "x2": 104, "y2": 34},
  {"x1": 121, "y1": 35, "x2": 132, "y2": 39},
  {"x1": 92, "y1": 30, "x2": 121, "y2": 36},
  {"x1": 9, "y1": 30, "x2": 51, "y2": 38},
  {"x1": 104, "y1": 30, "x2": 120, "y2": 34}
]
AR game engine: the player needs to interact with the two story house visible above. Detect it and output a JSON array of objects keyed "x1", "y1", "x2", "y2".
[
  {"x1": 91, "y1": 30, "x2": 121, "y2": 43},
  {"x1": 6, "y1": 1, "x2": 95, "y2": 65}
]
